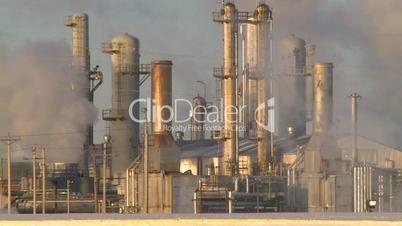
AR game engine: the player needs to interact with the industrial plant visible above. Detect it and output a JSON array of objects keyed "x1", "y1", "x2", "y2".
[{"x1": 1, "y1": 0, "x2": 402, "y2": 217}]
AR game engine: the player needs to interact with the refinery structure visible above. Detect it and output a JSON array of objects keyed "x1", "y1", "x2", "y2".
[{"x1": 2, "y1": 0, "x2": 402, "y2": 216}]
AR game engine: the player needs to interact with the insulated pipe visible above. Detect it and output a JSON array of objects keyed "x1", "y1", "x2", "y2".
[
  {"x1": 305, "y1": 44, "x2": 315, "y2": 122},
  {"x1": 151, "y1": 60, "x2": 173, "y2": 134}
]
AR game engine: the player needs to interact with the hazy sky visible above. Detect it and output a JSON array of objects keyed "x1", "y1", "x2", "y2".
[{"x1": 1, "y1": 0, "x2": 402, "y2": 151}]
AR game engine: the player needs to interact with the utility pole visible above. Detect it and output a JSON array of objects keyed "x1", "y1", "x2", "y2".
[
  {"x1": 102, "y1": 135, "x2": 111, "y2": 214},
  {"x1": 41, "y1": 147, "x2": 46, "y2": 214},
  {"x1": 32, "y1": 146, "x2": 37, "y2": 214},
  {"x1": 66, "y1": 179, "x2": 73, "y2": 214},
  {"x1": 142, "y1": 108, "x2": 148, "y2": 214},
  {"x1": 350, "y1": 93, "x2": 361, "y2": 166},
  {"x1": 0, "y1": 133, "x2": 21, "y2": 214},
  {"x1": 91, "y1": 146, "x2": 98, "y2": 213},
  {"x1": 0, "y1": 147, "x2": 3, "y2": 210}
]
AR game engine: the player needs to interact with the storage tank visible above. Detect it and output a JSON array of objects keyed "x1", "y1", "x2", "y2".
[
  {"x1": 277, "y1": 34, "x2": 307, "y2": 137},
  {"x1": 102, "y1": 33, "x2": 140, "y2": 183}
]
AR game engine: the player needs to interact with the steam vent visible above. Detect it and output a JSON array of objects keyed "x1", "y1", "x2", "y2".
[{"x1": 2, "y1": 0, "x2": 402, "y2": 224}]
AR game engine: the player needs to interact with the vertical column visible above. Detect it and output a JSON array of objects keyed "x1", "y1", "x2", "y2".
[
  {"x1": 350, "y1": 93, "x2": 361, "y2": 166},
  {"x1": 255, "y1": 3, "x2": 272, "y2": 174},
  {"x1": 221, "y1": 3, "x2": 238, "y2": 176}
]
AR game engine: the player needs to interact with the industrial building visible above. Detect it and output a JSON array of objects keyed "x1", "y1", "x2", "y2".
[{"x1": 3, "y1": 0, "x2": 402, "y2": 215}]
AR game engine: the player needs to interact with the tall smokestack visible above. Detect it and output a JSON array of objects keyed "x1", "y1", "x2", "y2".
[
  {"x1": 151, "y1": 60, "x2": 173, "y2": 135},
  {"x1": 102, "y1": 33, "x2": 140, "y2": 192},
  {"x1": 64, "y1": 12, "x2": 91, "y2": 194},
  {"x1": 350, "y1": 93, "x2": 361, "y2": 166},
  {"x1": 148, "y1": 60, "x2": 180, "y2": 172},
  {"x1": 301, "y1": 62, "x2": 342, "y2": 212},
  {"x1": 312, "y1": 63, "x2": 333, "y2": 133}
]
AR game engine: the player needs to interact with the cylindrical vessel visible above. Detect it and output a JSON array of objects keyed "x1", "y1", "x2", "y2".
[
  {"x1": 191, "y1": 96, "x2": 206, "y2": 140},
  {"x1": 243, "y1": 23, "x2": 258, "y2": 138},
  {"x1": 65, "y1": 13, "x2": 90, "y2": 76},
  {"x1": 221, "y1": 3, "x2": 238, "y2": 176},
  {"x1": 65, "y1": 12, "x2": 91, "y2": 194},
  {"x1": 105, "y1": 33, "x2": 140, "y2": 180},
  {"x1": 278, "y1": 34, "x2": 307, "y2": 137},
  {"x1": 151, "y1": 60, "x2": 173, "y2": 134},
  {"x1": 312, "y1": 63, "x2": 333, "y2": 133},
  {"x1": 350, "y1": 93, "x2": 360, "y2": 165},
  {"x1": 255, "y1": 3, "x2": 272, "y2": 174}
]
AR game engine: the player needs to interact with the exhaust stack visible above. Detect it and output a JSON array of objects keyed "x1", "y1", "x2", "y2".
[
  {"x1": 350, "y1": 93, "x2": 361, "y2": 166},
  {"x1": 301, "y1": 62, "x2": 345, "y2": 212},
  {"x1": 148, "y1": 60, "x2": 180, "y2": 172},
  {"x1": 312, "y1": 63, "x2": 333, "y2": 133},
  {"x1": 151, "y1": 60, "x2": 173, "y2": 135}
]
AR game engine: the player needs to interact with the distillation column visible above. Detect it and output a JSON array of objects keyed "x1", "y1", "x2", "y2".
[
  {"x1": 243, "y1": 23, "x2": 258, "y2": 139},
  {"x1": 64, "y1": 13, "x2": 91, "y2": 194},
  {"x1": 254, "y1": 3, "x2": 272, "y2": 174},
  {"x1": 102, "y1": 34, "x2": 140, "y2": 193},
  {"x1": 213, "y1": 3, "x2": 238, "y2": 176}
]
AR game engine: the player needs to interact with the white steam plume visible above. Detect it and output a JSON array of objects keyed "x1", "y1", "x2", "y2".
[{"x1": 0, "y1": 41, "x2": 97, "y2": 162}]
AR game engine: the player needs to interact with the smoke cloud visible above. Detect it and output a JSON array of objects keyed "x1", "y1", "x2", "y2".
[
  {"x1": 237, "y1": 0, "x2": 402, "y2": 149},
  {"x1": 0, "y1": 41, "x2": 97, "y2": 162}
]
